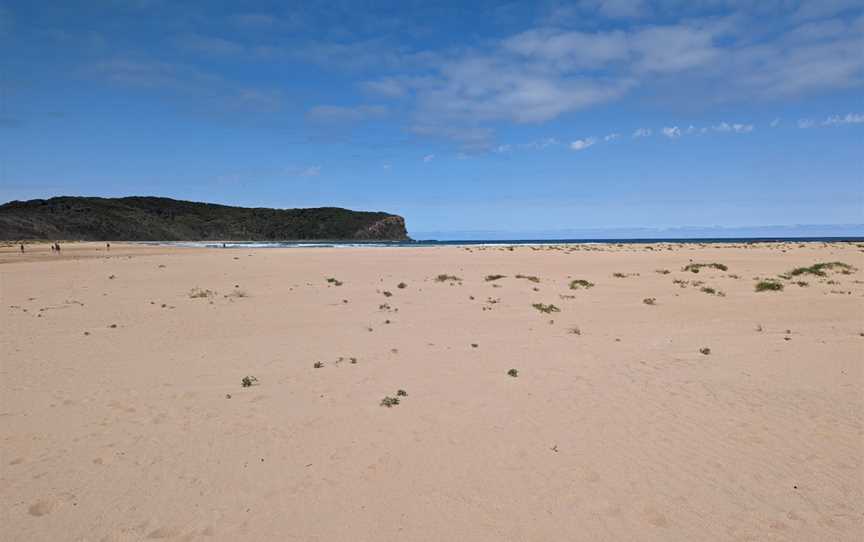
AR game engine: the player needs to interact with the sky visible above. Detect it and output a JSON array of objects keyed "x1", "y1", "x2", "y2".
[{"x1": 1, "y1": 0, "x2": 863, "y2": 239}]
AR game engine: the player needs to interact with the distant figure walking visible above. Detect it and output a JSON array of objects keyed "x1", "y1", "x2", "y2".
[
  {"x1": 20, "y1": 243, "x2": 25, "y2": 253},
  {"x1": 106, "y1": 242, "x2": 111, "y2": 251},
  {"x1": 55, "y1": 242, "x2": 61, "y2": 253}
]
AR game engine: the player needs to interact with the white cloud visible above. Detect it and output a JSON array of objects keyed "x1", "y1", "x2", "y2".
[
  {"x1": 770, "y1": 118, "x2": 782, "y2": 127},
  {"x1": 823, "y1": 112, "x2": 864, "y2": 125},
  {"x1": 306, "y1": 105, "x2": 388, "y2": 123},
  {"x1": 632, "y1": 127, "x2": 652, "y2": 137},
  {"x1": 493, "y1": 144, "x2": 512, "y2": 153},
  {"x1": 662, "y1": 126, "x2": 681, "y2": 138},
  {"x1": 570, "y1": 137, "x2": 597, "y2": 151},
  {"x1": 578, "y1": 0, "x2": 648, "y2": 19},
  {"x1": 798, "y1": 118, "x2": 816, "y2": 128},
  {"x1": 283, "y1": 165, "x2": 321, "y2": 177},
  {"x1": 712, "y1": 122, "x2": 754, "y2": 133},
  {"x1": 604, "y1": 133, "x2": 620, "y2": 141},
  {"x1": 382, "y1": 163, "x2": 392, "y2": 170},
  {"x1": 523, "y1": 137, "x2": 560, "y2": 149},
  {"x1": 423, "y1": 154, "x2": 435, "y2": 162},
  {"x1": 175, "y1": 33, "x2": 244, "y2": 56},
  {"x1": 360, "y1": 77, "x2": 407, "y2": 97}
]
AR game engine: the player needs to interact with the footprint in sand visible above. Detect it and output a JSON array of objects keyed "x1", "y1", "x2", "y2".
[
  {"x1": 644, "y1": 507, "x2": 670, "y2": 528},
  {"x1": 147, "y1": 526, "x2": 182, "y2": 539},
  {"x1": 28, "y1": 498, "x2": 56, "y2": 516}
]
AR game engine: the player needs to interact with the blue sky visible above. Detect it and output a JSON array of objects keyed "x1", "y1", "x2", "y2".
[{"x1": 1, "y1": 0, "x2": 862, "y2": 238}]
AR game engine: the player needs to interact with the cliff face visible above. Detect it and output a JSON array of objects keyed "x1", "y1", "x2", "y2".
[{"x1": 0, "y1": 196, "x2": 410, "y2": 241}]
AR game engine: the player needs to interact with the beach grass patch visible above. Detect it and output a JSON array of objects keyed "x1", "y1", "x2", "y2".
[
  {"x1": 755, "y1": 280, "x2": 784, "y2": 292},
  {"x1": 532, "y1": 303, "x2": 560, "y2": 314},
  {"x1": 569, "y1": 279, "x2": 594, "y2": 289}
]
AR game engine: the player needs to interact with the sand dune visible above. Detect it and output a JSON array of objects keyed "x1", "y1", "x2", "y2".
[{"x1": 1, "y1": 241, "x2": 862, "y2": 541}]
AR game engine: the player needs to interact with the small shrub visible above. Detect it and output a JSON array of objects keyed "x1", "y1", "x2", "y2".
[
  {"x1": 787, "y1": 261, "x2": 855, "y2": 277},
  {"x1": 612, "y1": 272, "x2": 627, "y2": 278},
  {"x1": 188, "y1": 287, "x2": 216, "y2": 299},
  {"x1": 532, "y1": 303, "x2": 560, "y2": 314},
  {"x1": 435, "y1": 274, "x2": 461, "y2": 282},
  {"x1": 396, "y1": 389, "x2": 407, "y2": 397},
  {"x1": 241, "y1": 375, "x2": 258, "y2": 387},
  {"x1": 507, "y1": 369, "x2": 519, "y2": 377},
  {"x1": 569, "y1": 279, "x2": 594, "y2": 289},
  {"x1": 683, "y1": 263, "x2": 728, "y2": 273},
  {"x1": 326, "y1": 277, "x2": 343, "y2": 286},
  {"x1": 699, "y1": 347, "x2": 711, "y2": 355},
  {"x1": 485, "y1": 274, "x2": 506, "y2": 282},
  {"x1": 568, "y1": 326, "x2": 581, "y2": 335},
  {"x1": 655, "y1": 269, "x2": 670, "y2": 274},
  {"x1": 313, "y1": 361, "x2": 324, "y2": 369},
  {"x1": 397, "y1": 282, "x2": 407, "y2": 289},
  {"x1": 380, "y1": 396, "x2": 400, "y2": 407},
  {"x1": 755, "y1": 280, "x2": 784, "y2": 292},
  {"x1": 515, "y1": 274, "x2": 540, "y2": 283},
  {"x1": 700, "y1": 287, "x2": 717, "y2": 295},
  {"x1": 643, "y1": 297, "x2": 656, "y2": 305},
  {"x1": 795, "y1": 281, "x2": 809, "y2": 287},
  {"x1": 382, "y1": 290, "x2": 393, "y2": 297}
]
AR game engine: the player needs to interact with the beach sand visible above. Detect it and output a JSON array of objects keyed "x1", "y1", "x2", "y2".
[{"x1": 1, "y1": 241, "x2": 862, "y2": 541}]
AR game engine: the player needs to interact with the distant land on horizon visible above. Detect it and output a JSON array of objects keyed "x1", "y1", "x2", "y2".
[
  {"x1": 0, "y1": 196, "x2": 409, "y2": 242},
  {"x1": 411, "y1": 224, "x2": 864, "y2": 241}
]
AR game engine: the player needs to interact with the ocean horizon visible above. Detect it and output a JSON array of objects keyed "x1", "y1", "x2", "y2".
[{"x1": 150, "y1": 235, "x2": 864, "y2": 249}]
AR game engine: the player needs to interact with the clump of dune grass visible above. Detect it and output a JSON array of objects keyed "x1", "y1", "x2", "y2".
[
  {"x1": 485, "y1": 274, "x2": 506, "y2": 282},
  {"x1": 507, "y1": 369, "x2": 519, "y2": 377},
  {"x1": 326, "y1": 277, "x2": 343, "y2": 286},
  {"x1": 225, "y1": 289, "x2": 248, "y2": 298},
  {"x1": 435, "y1": 274, "x2": 461, "y2": 283},
  {"x1": 396, "y1": 389, "x2": 407, "y2": 397},
  {"x1": 515, "y1": 274, "x2": 540, "y2": 283},
  {"x1": 188, "y1": 287, "x2": 216, "y2": 299},
  {"x1": 532, "y1": 303, "x2": 560, "y2": 314},
  {"x1": 655, "y1": 269, "x2": 671, "y2": 274},
  {"x1": 397, "y1": 282, "x2": 407, "y2": 289},
  {"x1": 700, "y1": 286, "x2": 724, "y2": 296},
  {"x1": 313, "y1": 361, "x2": 324, "y2": 369},
  {"x1": 380, "y1": 396, "x2": 400, "y2": 408},
  {"x1": 569, "y1": 279, "x2": 594, "y2": 289},
  {"x1": 755, "y1": 280, "x2": 784, "y2": 292},
  {"x1": 241, "y1": 375, "x2": 258, "y2": 387},
  {"x1": 683, "y1": 263, "x2": 729, "y2": 273},
  {"x1": 643, "y1": 297, "x2": 656, "y2": 305},
  {"x1": 783, "y1": 261, "x2": 856, "y2": 278},
  {"x1": 568, "y1": 326, "x2": 582, "y2": 335},
  {"x1": 795, "y1": 281, "x2": 809, "y2": 287},
  {"x1": 382, "y1": 290, "x2": 393, "y2": 297},
  {"x1": 699, "y1": 347, "x2": 711, "y2": 355}
]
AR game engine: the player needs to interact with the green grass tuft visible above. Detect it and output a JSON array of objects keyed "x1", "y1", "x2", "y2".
[
  {"x1": 532, "y1": 303, "x2": 560, "y2": 314},
  {"x1": 569, "y1": 279, "x2": 594, "y2": 289},
  {"x1": 755, "y1": 280, "x2": 784, "y2": 292}
]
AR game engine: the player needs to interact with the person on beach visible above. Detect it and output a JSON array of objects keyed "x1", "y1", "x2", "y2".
[
  {"x1": 55, "y1": 242, "x2": 61, "y2": 253},
  {"x1": 20, "y1": 243, "x2": 25, "y2": 253},
  {"x1": 106, "y1": 242, "x2": 111, "y2": 251}
]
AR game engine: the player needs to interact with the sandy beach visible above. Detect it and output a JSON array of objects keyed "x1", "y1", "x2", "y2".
[{"x1": 1, "y1": 241, "x2": 862, "y2": 541}]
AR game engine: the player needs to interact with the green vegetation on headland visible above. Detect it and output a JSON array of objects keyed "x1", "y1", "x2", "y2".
[{"x1": 0, "y1": 196, "x2": 410, "y2": 241}]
